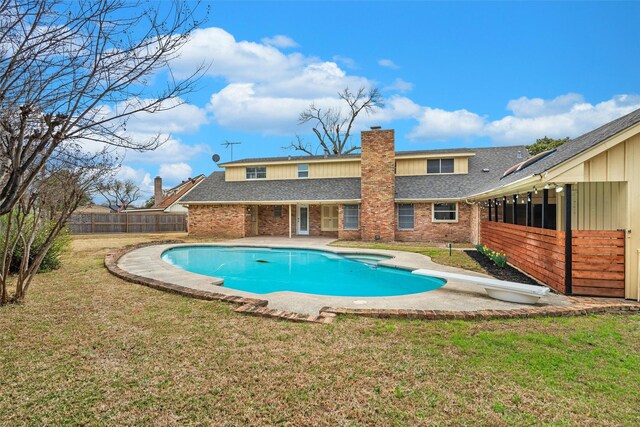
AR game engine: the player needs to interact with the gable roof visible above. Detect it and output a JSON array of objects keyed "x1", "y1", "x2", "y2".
[
  {"x1": 157, "y1": 174, "x2": 205, "y2": 209},
  {"x1": 181, "y1": 172, "x2": 361, "y2": 203},
  {"x1": 181, "y1": 146, "x2": 525, "y2": 203},
  {"x1": 470, "y1": 108, "x2": 640, "y2": 196}
]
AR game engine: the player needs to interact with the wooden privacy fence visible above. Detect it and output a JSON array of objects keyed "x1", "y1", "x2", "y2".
[
  {"x1": 66, "y1": 213, "x2": 187, "y2": 234},
  {"x1": 481, "y1": 221, "x2": 625, "y2": 297}
]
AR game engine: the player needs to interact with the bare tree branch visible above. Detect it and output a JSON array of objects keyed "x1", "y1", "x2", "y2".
[
  {"x1": 0, "y1": 0, "x2": 208, "y2": 215},
  {"x1": 291, "y1": 87, "x2": 384, "y2": 156}
]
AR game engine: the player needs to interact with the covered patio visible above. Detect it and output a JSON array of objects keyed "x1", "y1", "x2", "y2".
[{"x1": 479, "y1": 181, "x2": 626, "y2": 297}]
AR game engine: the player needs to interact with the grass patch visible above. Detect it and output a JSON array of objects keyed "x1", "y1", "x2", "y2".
[
  {"x1": 0, "y1": 234, "x2": 638, "y2": 425},
  {"x1": 330, "y1": 240, "x2": 487, "y2": 273}
]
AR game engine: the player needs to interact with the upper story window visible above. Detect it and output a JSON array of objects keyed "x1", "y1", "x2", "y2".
[
  {"x1": 397, "y1": 204, "x2": 415, "y2": 229},
  {"x1": 246, "y1": 166, "x2": 266, "y2": 180},
  {"x1": 297, "y1": 163, "x2": 309, "y2": 178},
  {"x1": 427, "y1": 158, "x2": 454, "y2": 174},
  {"x1": 433, "y1": 202, "x2": 458, "y2": 222}
]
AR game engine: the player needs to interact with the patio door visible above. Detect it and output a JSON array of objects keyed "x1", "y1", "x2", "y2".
[{"x1": 296, "y1": 204, "x2": 309, "y2": 235}]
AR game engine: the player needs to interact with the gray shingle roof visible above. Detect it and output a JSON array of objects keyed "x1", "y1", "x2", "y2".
[
  {"x1": 182, "y1": 146, "x2": 526, "y2": 203},
  {"x1": 181, "y1": 108, "x2": 640, "y2": 204},
  {"x1": 470, "y1": 107, "x2": 640, "y2": 195},
  {"x1": 181, "y1": 172, "x2": 361, "y2": 203}
]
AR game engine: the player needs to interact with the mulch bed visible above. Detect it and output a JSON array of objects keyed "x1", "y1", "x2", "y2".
[{"x1": 463, "y1": 250, "x2": 540, "y2": 285}]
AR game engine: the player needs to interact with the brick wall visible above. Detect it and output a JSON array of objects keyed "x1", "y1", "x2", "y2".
[
  {"x1": 188, "y1": 204, "x2": 245, "y2": 238},
  {"x1": 360, "y1": 129, "x2": 395, "y2": 241},
  {"x1": 255, "y1": 204, "x2": 338, "y2": 237},
  {"x1": 338, "y1": 204, "x2": 361, "y2": 240},
  {"x1": 258, "y1": 205, "x2": 292, "y2": 236},
  {"x1": 394, "y1": 202, "x2": 473, "y2": 243}
]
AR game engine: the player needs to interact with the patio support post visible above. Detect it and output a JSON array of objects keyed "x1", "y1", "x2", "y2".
[
  {"x1": 526, "y1": 192, "x2": 532, "y2": 227},
  {"x1": 502, "y1": 196, "x2": 507, "y2": 223},
  {"x1": 564, "y1": 184, "x2": 573, "y2": 295},
  {"x1": 488, "y1": 200, "x2": 492, "y2": 221},
  {"x1": 494, "y1": 198, "x2": 499, "y2": 222},
  {"x1": 288, "y1": 204, "x2": 292, "y2": 238},
  {"x1": 542, "y1": 189, "x2": 549, "y2": 229},
  {"x1": 512, "y1": 195, "x2": 517, "y2": 225}
]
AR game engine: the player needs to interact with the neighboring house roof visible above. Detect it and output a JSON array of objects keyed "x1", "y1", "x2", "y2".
[
  {"x1": 74, "y1": 204, "x2": 113, "y2": 214},
  {"x1": 125, "y1": 174, "x2": 205, "y2": 213},
  {"x1": 157, "y1": 174, "x2": 205, "y2": 209},
  {"x1": 470, "y1": 107, "x2": 640, "y2": 196},
  {"x1": 181, "y1": 146, "x2": 526, "y2": 203},
  {"x1": 181, "y1": 172, "x2": 361, "y2": 203}
]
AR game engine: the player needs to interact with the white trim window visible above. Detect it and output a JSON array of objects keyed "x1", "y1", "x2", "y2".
[
  {"x1": 297, "y1": 163, "x2": 309, "y2": 178},
  {"x1": 397, "y1": 203, "x2": 414, "y2": 229},
  {"x1": 343, "y1": 204, "x2": 359, "y2": 230},
  {"x1": 433, "y1": 202, "x2": 458, "y2": 222},
  {"x1": 321, "y1": 205, "x2": 338, "y2": 231},
  {"x1": 427, "y1": 158, "x2": 454, "y2": 174},
  {"x1": 246, "y1": 166, "x2": 266, "y2": 179}
]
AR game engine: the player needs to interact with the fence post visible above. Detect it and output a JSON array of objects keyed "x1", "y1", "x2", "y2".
[
  {"x1": 91, "y1": 214, "x2": 95, "y2": 233},
  {"x1": 564, "y1": 184, "x2": 572, "y2": 295},
  {"x1": 156, "y1": 214, "x2": 160, "y2": 233},
  {"x1": 126, "y1": 213, "x2": 129, "y2": 233}
]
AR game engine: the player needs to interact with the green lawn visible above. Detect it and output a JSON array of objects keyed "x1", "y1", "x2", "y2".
[{"x1": 0, "y1": 234, "x2": 639, "y2": 426}]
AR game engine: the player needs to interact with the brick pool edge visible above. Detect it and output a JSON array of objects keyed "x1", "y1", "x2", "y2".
[{"x1": 105, "y1": 242, "x2": 640, "y2": 324}]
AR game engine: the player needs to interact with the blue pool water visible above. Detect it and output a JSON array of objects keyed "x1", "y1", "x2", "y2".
[{"x1": 161, "y1": 246, "x2": 445, "y2": 297}]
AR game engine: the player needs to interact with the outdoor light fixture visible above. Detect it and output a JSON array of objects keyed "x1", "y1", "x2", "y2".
[
  {"x1": 527, "y1": 195, "x2": 531, "y2": 202},
  {"x1": 533, "y1": 186, "x2": 538, "y2": 194},
  {"x1": 543, "y1": 183, "x2": 550, "y2": 190},
  {"x1": 555, "y1": 184, "x2": 564, "y2": 193}
]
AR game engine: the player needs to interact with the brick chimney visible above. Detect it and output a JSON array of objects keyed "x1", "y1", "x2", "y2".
[
  {"x1": 360, "y1": 127, "x2": 395, "y2": 241},
  {"x1": 154, "y1": 176, "x2": 163, "y2": 207}
]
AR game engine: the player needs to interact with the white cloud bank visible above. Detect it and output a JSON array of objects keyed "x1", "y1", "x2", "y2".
[
  {"x1": 408, "y1": 93, "x2": 640, "y2": 144},
  {"x1": 169, "y1": 26, "x2": 640, "y2": 146}
]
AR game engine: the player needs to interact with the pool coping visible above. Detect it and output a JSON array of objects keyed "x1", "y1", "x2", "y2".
[{"x1": 105, "y1": 240, "x2": 640, "y2": 324}]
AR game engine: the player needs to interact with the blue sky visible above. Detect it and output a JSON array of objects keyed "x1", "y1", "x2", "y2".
[{"x1": 116, "y1": 1, "x2": 640, "y2": 201}]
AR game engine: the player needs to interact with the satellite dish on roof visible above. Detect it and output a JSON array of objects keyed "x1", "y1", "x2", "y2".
[{"x1": 212, "y1": 154, "x2": 221, "y2": 163}]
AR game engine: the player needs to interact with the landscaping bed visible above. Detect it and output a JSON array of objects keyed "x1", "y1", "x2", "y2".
[{"x1": 464, "y1": 250, "x2": 539, "y2": 285}]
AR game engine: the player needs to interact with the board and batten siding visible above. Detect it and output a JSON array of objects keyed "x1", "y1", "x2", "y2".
[
  {"x1": 395, "y1": 157, "x2": 468, "y2": 176},
  {"x1": 224, "y1": 161, "x2": 361, "y2": 181}
]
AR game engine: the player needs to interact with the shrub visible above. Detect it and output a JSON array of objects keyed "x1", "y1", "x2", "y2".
[
  {"x1": 475, "y1": 244, "x2": 508, "y2": 268},
  {"x1": 1, "y1": 214, "x2": 71, "y2": 274}
]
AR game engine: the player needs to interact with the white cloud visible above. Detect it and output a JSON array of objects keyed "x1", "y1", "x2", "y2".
[
  {"x1": 332, "y1": 55, "x2": 357, "y2": 69},
  {"x1": 409, "y1": 107, "x2": 486, "y2": 140},
  {"x1": 158, "y1": 162, "x2": 193, "y2": 182},
  {"x1": 122, "y1": 136, "x2": 209, "y2": 164},
  {"x1": 173, "y1": 27, "x2": 310, "y2": 82},
  {"x1": 378, "y1": 58, "x2": 399, "y2": 69},
  {"x1": 115, "y1": 165, "x2": 153, "y2": 196},
  {"x1": 407, "y1": 93, "x2": 640, "y2": 144},
  {"x1": 384, "y1": 78, "x2": 414, "y2": 93},
  {"x1": 261, "y1": 35, "x2": 299, "y2": 48},
  {"x1": 121, "y1": 98, "x2": 209, "y2": 134}
]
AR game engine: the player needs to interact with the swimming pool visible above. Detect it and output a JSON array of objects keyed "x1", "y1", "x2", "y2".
[{"x1": 161, "y1": 246, "x2": 445, "y2": 297}]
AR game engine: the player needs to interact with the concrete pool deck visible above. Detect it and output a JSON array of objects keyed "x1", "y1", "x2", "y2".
[{"x1": 106, "y1": 237, "x2": 640, "y2": 322}]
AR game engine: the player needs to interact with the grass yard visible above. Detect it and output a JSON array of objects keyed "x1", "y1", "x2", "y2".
[{"x1": 1, "y1": 234, "x2": 639, "y2": 426}]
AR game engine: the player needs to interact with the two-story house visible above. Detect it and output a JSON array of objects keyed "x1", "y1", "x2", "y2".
[{"x1": 181, "y1": 109, "x2": 640, "y2": 300}]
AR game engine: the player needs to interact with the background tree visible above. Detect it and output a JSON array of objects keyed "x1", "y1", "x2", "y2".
[
  {"x1": 526, "y1": 136, "x2": 570, "y2": 155},
  {"x1": 143, "y1": 196, "x2": 156, "y2": 209},
  {"x1": 96, "y1": 179, "x2": 141, "y2": 211},
  {"x1": 1, "y1": 142, "x2": 114, "y2": 305},
  {"x1": 287, "y1": 87, "x2": 384, "y2": 156},
  {"x1": 0, "y1": 0, "x2": 207, "y2": 216}
]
